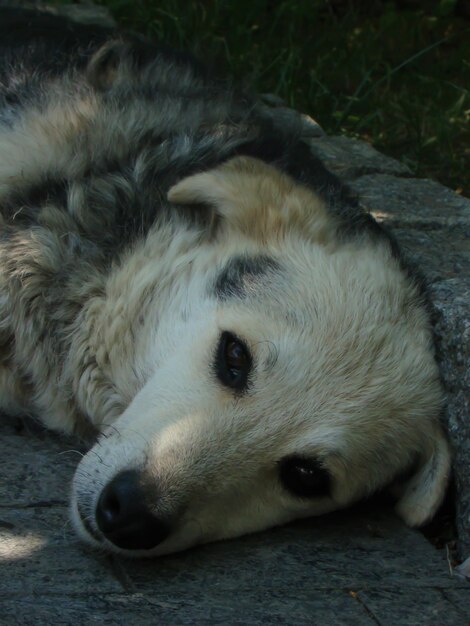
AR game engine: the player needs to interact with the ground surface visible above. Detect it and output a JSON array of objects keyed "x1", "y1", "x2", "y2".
[{"x1": 1, "y1": 414, "x2": 469, "y2": 626}]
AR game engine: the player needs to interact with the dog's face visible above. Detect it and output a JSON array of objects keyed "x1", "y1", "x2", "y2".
[{"x1": 71, "y1": 158, "x2": 450, "y2": 556}]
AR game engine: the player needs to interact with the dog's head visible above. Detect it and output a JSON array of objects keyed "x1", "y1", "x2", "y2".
[{"x1": 71, "y1": 157, "x2": 450, "y2": 556}]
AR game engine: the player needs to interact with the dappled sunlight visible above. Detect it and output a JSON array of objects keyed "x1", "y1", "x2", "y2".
[{"x1": 0, "y1": 528, "x2": 47, "y2": 561}]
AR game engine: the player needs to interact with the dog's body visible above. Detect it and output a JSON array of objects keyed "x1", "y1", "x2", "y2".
[{"x1": 0, "y1": 11, "x2": 450, "y2": 556}]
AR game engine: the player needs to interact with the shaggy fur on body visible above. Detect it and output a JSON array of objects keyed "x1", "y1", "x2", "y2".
[{"x1": 0, "y1": 10, "x2": 450, "y2": 556}]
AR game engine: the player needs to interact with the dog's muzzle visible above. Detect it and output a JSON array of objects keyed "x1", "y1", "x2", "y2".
[{"x1": 94, "y1": 470, "x2": 170, "y2": 550}]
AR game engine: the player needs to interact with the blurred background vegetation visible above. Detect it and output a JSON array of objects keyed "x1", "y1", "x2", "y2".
[{"x1": 92, "y1": 0, "x2": 468, "y2": 195}]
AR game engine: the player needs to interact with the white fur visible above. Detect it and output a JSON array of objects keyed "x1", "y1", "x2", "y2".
[{"x1": 61, "y1": 159, "x2": 450, "y2": 555}]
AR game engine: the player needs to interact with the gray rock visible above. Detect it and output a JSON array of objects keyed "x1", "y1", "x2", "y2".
[
  {"x1": 430, "y1": 279, "x2": 470, "y2": 557},
  {"x1": 261, "y1": 97, "x2": 325, "y2": 137},
  {"x1": 351, "y1": 174, "x2": 470, "y2": 229},
  {"x1": 0, "y1": 422, "x2": 80, "y2": 508},
  {"x1": 0, "y1": 592, "x2": 377, "y2": 626},
  {"x1": 310, "y1": 136, "x2": 412, "y2": 179},
  {"x1": 357, "y1": 589, "x2": 470, "y2": 625}
]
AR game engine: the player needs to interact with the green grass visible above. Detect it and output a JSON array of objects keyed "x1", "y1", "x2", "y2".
[{"x1": 92, "y1": 1, "x2": 469, "y2": 195}]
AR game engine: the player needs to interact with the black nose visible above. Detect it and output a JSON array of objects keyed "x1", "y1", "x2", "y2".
[{"x1": 96, "y1": 470, "x2": 170, "y2": 550}]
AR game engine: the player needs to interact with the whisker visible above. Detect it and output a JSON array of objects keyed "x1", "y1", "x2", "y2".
[{"x1": 58, "y1": 449, "x2": 85, "y2": 458}]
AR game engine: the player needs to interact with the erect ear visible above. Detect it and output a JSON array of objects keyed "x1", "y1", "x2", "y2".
[
  {"x1": 167, "y1": 156, "x2": 334, "y2": 241},
  {"x1": 394, "y1": 425, "x2": 451, "y2": 527}
]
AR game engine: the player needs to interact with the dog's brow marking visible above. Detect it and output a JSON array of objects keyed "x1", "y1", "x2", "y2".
[{"x1": 213, "y1": 254, "x2": 280, "y2": 300}]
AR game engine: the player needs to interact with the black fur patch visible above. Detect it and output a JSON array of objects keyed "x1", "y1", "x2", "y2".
[
  {"x1": 213, "y1": 255, "x2": 280, "y2": 301},
  {"x1": 4, "y1": 178, "x2": 68, "y2": 215}
]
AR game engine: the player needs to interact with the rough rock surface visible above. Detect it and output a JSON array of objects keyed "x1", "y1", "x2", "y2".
[{"x1": 308, "y1": 140, "x2": 470, "y2": 558}]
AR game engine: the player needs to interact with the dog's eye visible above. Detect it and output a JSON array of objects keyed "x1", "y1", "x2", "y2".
[
  {"x1": 215, "y1": 331, "x2": 252, "y2": 391},
  {"x1": 279, "y1": 456, "x2": 330, "y2": 498}
]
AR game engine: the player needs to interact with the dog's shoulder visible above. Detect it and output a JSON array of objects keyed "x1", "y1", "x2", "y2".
[{"x1": 0, "y1": 10, "x2": 399, "y2": 260}]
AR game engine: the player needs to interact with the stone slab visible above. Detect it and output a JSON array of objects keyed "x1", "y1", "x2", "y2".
[
  {"x1": 0, "y1": 508, "x2": 123, "y2": 595},
  {"x1": 351, "y1": 174, "x2": 470, "y2": 226},
  {"x1": 389, "y1": 227, "x2": 469, "y2": 282},
  {"x1": 122, "y1": 512, "x2": 463, "y2": 592},
  {"x1": 309, "y1": 136, "x2": 412, "y2": 180},
  {"x1": 0, "y1": 591, "x2": 377, "y2": 626},
  {"x1": 442, "y1": 588, "x2": 470, "y2": 620},
  {"x1": 357, "y1": 589, "x2": 470, "y2": 626},
  {"x1": 0, "y1": 432, "x2": 79, "y2": 507},
  {"x1": 263, "y1": 101, "x2": 326, "y2": 139},
  {"x1": 429, "y1": 279, "x2": 470, "y2": 557}
]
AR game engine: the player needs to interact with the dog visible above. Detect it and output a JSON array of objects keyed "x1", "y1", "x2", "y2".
[{"x1": 0, "y1": 10, "x2": 450, "y2": 556}]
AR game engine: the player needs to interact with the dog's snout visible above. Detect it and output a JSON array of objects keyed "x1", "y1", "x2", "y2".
[{"x1": 95, "y1": 470, "x2": 170, "y2": 550}]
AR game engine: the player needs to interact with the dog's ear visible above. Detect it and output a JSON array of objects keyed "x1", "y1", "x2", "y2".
[
  {"x1": 167, "y1": 157, "x2": 335, "y2": 242},
  {"x1": 86, "y1": 40, "x2": 132, "y2": 90},
  {"x1": 394, "y1": 425, "x2": 451, "y2": 527},
  {"x1": 167, "y1": 158, "x2": 245, "y2": 228}
]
